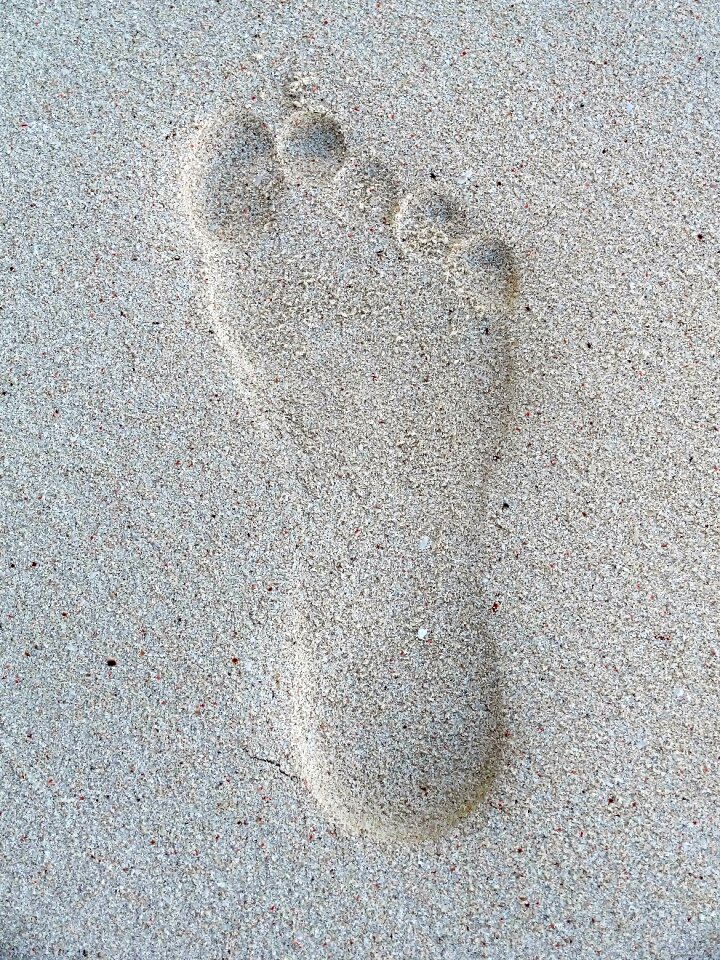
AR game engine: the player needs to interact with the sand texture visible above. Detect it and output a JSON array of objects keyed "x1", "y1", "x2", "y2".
[{"x1": 1, "y1": 1, "x2": 719, "y2": 958}]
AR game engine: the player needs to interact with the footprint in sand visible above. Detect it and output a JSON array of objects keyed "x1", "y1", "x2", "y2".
[{"x1": 182, "y1": 103, "x2": 519, "y2": 843}]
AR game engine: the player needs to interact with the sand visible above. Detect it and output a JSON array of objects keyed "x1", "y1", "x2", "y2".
[{"x1": 1, "y1": 1, "x2": 719, "y2": 957}]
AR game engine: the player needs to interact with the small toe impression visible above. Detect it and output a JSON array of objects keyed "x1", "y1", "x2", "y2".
[
  {"x1": 448, "y1": 235, "x2": 518, "y2": 315},
  {"x1": 336, "y1": 156, "x2": 400, "y2": 225},
  {"x1": 186, "y1": 109, "x2": 281, "y2": 243},
  {"x1": 394, "y1": 187, "x2": 469, "y2": 259},
  {"x1": 277, "y1": 110, "x2": 348, "y2": 182}
]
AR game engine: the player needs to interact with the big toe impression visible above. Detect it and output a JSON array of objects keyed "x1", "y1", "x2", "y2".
[
  {"x1": 185, "y1": 108, "x2": 282, "y2": 242},
  {"x1": 294, "y1": 586, "x2": 501, "y2": 843}
]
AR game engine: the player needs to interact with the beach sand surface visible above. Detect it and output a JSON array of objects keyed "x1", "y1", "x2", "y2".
[{"x1": 1, "y1": 2, "x2": 719, "y2": 958}]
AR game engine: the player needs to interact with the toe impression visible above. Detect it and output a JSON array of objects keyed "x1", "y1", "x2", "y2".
[
  {"x1": 184, "y1": 108, "x2": 282, "y2": 243},
  {"x1": 277, "y1": 109, "x2": 348, "y2": 183}
]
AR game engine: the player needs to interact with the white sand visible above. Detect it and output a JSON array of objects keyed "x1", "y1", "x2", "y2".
[{"x1": 1, "y1": 2, "x2": 719, "y2": 958}]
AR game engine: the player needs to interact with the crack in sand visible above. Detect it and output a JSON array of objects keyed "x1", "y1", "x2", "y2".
[{"x1": 241, "y1": 745, "x2": 299, "y2": 783}]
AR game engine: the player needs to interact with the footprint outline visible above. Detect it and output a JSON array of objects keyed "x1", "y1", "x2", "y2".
[{"x1": 182, "y1": 100, "x2": 520, "y2": 844}]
